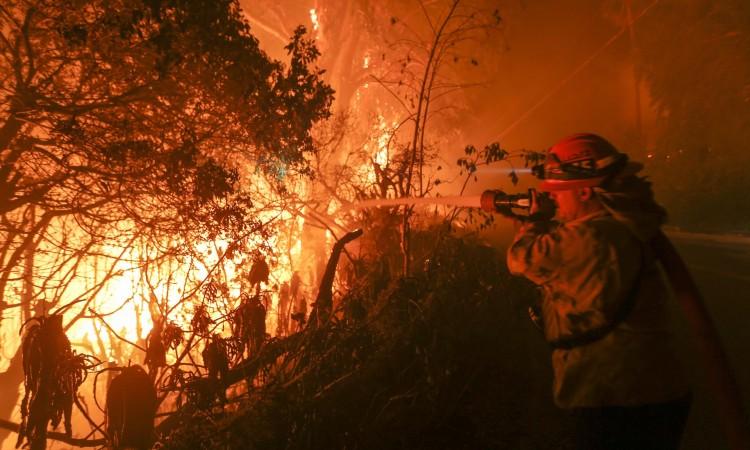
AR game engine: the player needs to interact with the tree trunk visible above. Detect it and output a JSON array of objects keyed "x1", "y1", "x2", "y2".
[
  {"x1": 0, "y1": 346, "x2": 23, "y2": 447},
  {"x1": 0, "y1": 206, "x2": 36, "y2": 446}
]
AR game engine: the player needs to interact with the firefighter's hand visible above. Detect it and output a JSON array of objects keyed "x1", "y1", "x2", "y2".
[
  {"x1": 495, "y1": 203, "x2": 514, "y2": 218},
  {"x1": 528, "y1": 189, "x2": 540, "y2": 215},
  {"x1": 528, "y1": 189, "x2": 555, "y2": 222}
]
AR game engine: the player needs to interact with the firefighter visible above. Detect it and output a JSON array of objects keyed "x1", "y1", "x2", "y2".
[{"x1": 506, "y1": 133, "x2": 690, "y2": 450}]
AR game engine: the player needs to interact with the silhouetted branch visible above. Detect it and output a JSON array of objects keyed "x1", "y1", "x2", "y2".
[{"x1": 0, "y1": 419, "x2": 106, "y2": 448}]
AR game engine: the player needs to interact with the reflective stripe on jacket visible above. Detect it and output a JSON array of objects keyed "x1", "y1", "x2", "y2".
[{"x1": 507, "y1": 210, "x2": 688, "y2": 408}]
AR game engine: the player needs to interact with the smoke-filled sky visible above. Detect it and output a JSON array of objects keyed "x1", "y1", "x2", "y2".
[{"x1": 463, "y1": 1, "x2": 646, "y2": 150}]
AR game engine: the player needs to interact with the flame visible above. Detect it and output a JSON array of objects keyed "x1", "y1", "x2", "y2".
[
  {"x1": 374, "y1": 117, "x2": 391, "y2": 167},
  {"x1": 64, "y1": 243, "x2": 196, "y2": 363},
  {"x1": 57, "y1": 222, "x2": 307, "y2": 364},
  {"x1": 309, "y1": 8, "x2": 320, "y2": 32},
  {"x1": 0, "y1": 4, "x2": 444, "y2": 433},
  {"x1": 357, "y1": 113, "x2": 393, "y2": 186},
  {"x1": 0, "y1": 0, "x2": 406, "y2": 388}
]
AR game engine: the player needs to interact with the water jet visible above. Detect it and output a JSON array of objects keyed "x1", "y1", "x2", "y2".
[{"x1": 351, "y1": 190, "x2": 532, "y2": 212}]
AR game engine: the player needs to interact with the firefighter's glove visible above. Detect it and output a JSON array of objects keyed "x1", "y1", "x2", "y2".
[
  {"x1": 495, "y1": 204, "x2": 514, "y2": 218},
  {"x1": 527, "y1": 189, "x2": 556, "y2": 222}
]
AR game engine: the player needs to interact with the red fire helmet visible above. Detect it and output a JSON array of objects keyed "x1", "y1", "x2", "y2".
[{"x1": 536, "y1": 133, "x2": 643, "y2": 191}]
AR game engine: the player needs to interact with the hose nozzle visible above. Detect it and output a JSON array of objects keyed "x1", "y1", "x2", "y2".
[{"x1": 480, "y1": 190, "x2": 532, "y2": 213}]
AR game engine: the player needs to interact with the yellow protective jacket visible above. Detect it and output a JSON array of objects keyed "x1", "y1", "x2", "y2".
[{"x1": 507, "y1": 210, "x2": 688, "y2": 408}]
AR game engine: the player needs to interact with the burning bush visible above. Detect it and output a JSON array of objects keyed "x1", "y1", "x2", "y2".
[{"x1": 156, "y1": 228, "x2": 569, "y2": 450}]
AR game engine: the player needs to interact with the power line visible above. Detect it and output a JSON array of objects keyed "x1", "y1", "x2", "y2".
[{"x1": 491, "y1": 0, "x2": 661, "y2": 142}]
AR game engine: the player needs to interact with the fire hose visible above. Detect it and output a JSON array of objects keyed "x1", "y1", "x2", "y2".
[
  {"x1": 651, "y1": 231, "x2": 749, "y2": 450},
  {"x1": 482, "y1": 189, "x2": 749, "y2": 450}
]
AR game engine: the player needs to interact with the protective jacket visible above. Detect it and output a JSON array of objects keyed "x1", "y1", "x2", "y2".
[{"x1": 507, "y1": 209, "x2": 689, "y2": 408}]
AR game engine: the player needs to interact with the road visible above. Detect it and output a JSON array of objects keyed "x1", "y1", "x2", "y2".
[{"x1": 667, "y1": 231, "x2": 750, "y2": 450}]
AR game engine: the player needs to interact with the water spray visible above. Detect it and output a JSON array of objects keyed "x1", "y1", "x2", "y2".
[
  {"x1": 352, "y1": 189, "x2": 544, "y2": 221},
  {"x1": 475, "y1": 167, "x2": 533, "y2": 175},
  {"x1": 354, "y1": 195, "x2": 485, "y2": 210}
]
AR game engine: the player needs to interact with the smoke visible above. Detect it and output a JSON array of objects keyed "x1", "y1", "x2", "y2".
[{"x1": 461, "y1": 0, "x2": 644, "y2": 153}]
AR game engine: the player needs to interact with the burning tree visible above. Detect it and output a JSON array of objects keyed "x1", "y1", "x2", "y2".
[{"x1": 0, "y1": 0, "x2": 332, "y2": 446}]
